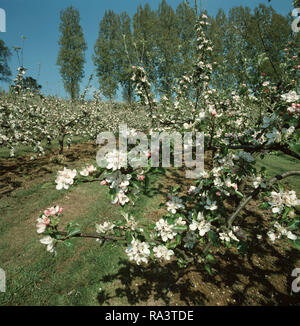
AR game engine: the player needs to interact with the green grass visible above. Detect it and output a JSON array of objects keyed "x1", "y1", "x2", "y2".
[
  {"x1": 0, "y1": 136, "x2": 89, "y2": 158},
  {"x1": 0, "y1": 165, "x2": 163, "y2": 306},
  {"x1": 0, "y1": 149, "x2": 299, "y2": 305},
  {"x1": 256, "y1": 153, "x2": 300, "y2": 196}
]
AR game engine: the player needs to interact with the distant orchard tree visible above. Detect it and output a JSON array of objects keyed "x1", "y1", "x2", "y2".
[
  {"x1": 9, "y1": 76, "x2": 42, "y2": 95},
  {"x1": 57, "y1": 6, "x2": 87, "y2": 101},
  {"x1": 0, "y1": 39, "x2": 12, "y2": 82},
  {"x1": 23, "y1": 76, "x2": 42, "y2": 93}
]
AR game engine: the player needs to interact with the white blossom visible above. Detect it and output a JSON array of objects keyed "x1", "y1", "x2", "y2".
[
  {"x1": 281, "y1": 91, "x2": 299, "y2": 103},
  {"x1": 155, "y1": 218, "x2": 177, "y2": 242},
  {"x1": 55, "y1": 167, "x2": 77, "y2": 190},
  {"x1": 166, "y1": 196, "x2": 185, "y2": 214},
  {"x1": 95, "y1": 221, "x2": 115, "y2": 234},
  {"x1": 40, "y1": 236, "x2": 55, "y2": 253},
  {"x1": 153, "y1": 245, "x2": 174, "y2": 261},
  {"x1": 125, "y1": 239, "x2": 150, "y2": 265}
]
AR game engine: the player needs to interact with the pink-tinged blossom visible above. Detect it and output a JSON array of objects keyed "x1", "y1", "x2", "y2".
[
  {"x1": 36, "y1": 215, "x2": 51, "y2": 234},
  {"x1": 44, "y1": 206, "x2": 63, "y2": 217},
  {"x1": 138, "y1": 175, "x2": 145, "y2": 181}
]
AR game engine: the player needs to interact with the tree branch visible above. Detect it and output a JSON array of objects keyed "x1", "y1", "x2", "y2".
[
  {"x1": 59, "y1": 231, "x2": 125, "y2": 242},
  {"x1": 208, "y1": 143, "x2": 300, "y2": 161},
  {"x1": 227, "y1": 170, "x2": 300, "y2": 227}
]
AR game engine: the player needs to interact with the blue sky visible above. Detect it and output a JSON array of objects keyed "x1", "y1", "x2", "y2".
[{"x1": 0, "y1": 0, "x2": 294, "y2": 98}]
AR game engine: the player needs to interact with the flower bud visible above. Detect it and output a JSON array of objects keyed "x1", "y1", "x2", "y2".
[{"x1": 138, "y1": 175, "x2": 145, "y2": 181}]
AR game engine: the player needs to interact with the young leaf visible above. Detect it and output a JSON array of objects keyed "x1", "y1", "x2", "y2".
[
  {"x1": 67, "y1": 227, "x2": 81, "y2": 237},
  {"x1": 173, "y1": 225, "x2": 188, "y2": 232},
  {"x1": 205, "y1": 263, "x2": 213, "y2": 276},
  {"x1": 206, "y1": 254, "x2": 216, "y2": 263}
]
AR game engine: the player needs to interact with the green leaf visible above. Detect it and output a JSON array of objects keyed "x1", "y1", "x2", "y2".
[
  {"x1": 208, "y1": 230, "x2": 219, "y2": 247},
  {"x1": 278, "y1": 183, "x2": 284, "y2": 193},
  {"x1": 237, "y1": 240, "x2": 247, "y2": 255},
  {"x1": 257, "y1": 53, "x2": 268, "y2": 67},
  {"x1": 175, "y1": 234, "x2": 182, "y2": 246},
  {"x1": 205, "y1": 263, "x2": 213, "y2": 276},
  {"x1": 167, "y1": 241, "x2": 178, "y2": 249},
  {"x1": 67, "y1": 227, "x2": 81, "y2": 237},
  {"x1": 65, "y1": 222, "x2": 81, "y2": 237},
  {"x1": 149, "y1": 248, "x2": 155, "y2": 260},
  {"x1": 259, "y1": 202, "x2": 269, "y2": 209},
  {"x1": 288, "y1": 218, "x2": 300, "y2": 231},
  {"x1": 177, "y1": 257, "x2": 187, "y2": 268},
  {"x1": 145, "y1": 175, "x2": 150, "y2": 188},
  {"x1": 55, "y1": 234, "x2": 65, "y2": 240},
  {"x1": 131, "y1": 181, "x2": 140, "y2": 189},
  {"x1": 50, "y1": 217, "x2": 60, "y2": 227},
  {"x1": 173, "y1": 225, "x2": 188, "y2": 232},
  {"x1": 109, "y1": 188, "x2": 117, "y2": 195},
  {"x1": 289, "y1": 142, "x2": 300, "y2": 157},
  {"x1": 172, "y1": 185, "x2": 180, "y2": 193},
  {"x1": 282, "y1": 207, "x2": 293, "y2": 219},
  {"x1": 125, "y1": 231, "x2": 133, "y2": 244},
  {"x1": 206, "y1": 254, "x2": 215, "y2": 263},
  {"x1": 149, "y1": 223, "x2": 156, "y2": 230},
  {"x1": 166, "y1": 216, "x2": 175, "y2": 224},
  {"x1": 62, "y1": 240, "x2": 74, "y2": 249},
  {"x1": 290, "y1": 238, "x2": 300, "y2": 251},
  {"x1": 235, "y1": 191, "x2": 244, "y2": 198}
]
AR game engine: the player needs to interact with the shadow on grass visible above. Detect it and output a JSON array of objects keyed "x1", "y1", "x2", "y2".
[
  {"x1": 95, "y1": 166, "x2": 300, "y2": 306},
  {"x1": 96, "y1": 240, "x2": 300, "y2": 306},
  {"x1": 211, "y1": 242, "x2": 300, "y2": 306},
  {"x1": 0, "y1": 141, "x2": 96, "y2": 197},
  {"x1": 96, "y1": 205, "x2": 300, "y2": 307},
  {"x1": 97, "y1": 259, "x2": 207, "y2": 306}
]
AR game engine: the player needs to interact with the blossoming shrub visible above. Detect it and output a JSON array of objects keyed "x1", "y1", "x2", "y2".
[{"x1": 34, "y1": 12, "x2": 300, "y2": 271}]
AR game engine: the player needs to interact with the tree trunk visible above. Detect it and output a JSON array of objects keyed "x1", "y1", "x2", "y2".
[
  {"x1": 128, "y1": 80, "x2": 132, "y2": 104},
  {"x1": 59, "y1": 133, "x2": 65, "y2": 155},
  {"x1": 71, "y1": 79, "x2": 75, "y2": 102}
]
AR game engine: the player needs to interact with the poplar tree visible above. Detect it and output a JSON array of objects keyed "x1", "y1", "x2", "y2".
[
  {"x1": 155, "y1": 0, "x2": 180, "y2": 96},
  {"x1": 133, "y1": 4, "x2": 157, "y2": 86},
  {"x1": 93, "y1": 10, "x2": 120, "y2": 101},
  {"x1": 0, "y1": 39, "x2": 12, "y2": 82},
  {"x1": 118, "y1": 12, "x2": 135, "y2": 103},
  {"x1": 57, "y1": 6, "x2": 87, "y2": 101},
  {"x1": 176, "y1": 1, "x2": 197, "y2": 78}
]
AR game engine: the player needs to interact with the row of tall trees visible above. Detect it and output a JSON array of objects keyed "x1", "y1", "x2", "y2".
[
  {"x1": 93, "y1": 1, "x2": 198, "y2": 101},
  {"x1": 2, "y1": 1, "x2": 294, "y2": 101},
  {"x1": 209, "y1": 5, "x2": 294, "y2": 90},
  {"x1": 91, "y1": 0, "x2": 296, "y2": 101}
]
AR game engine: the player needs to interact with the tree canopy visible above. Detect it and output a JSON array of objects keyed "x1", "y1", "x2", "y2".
[
  {"x1": 0, "y1": 39, "x2": 12, "y2": 82},
  {"x1": 57, "y1": 6, "x2": 87, "y2": 101},
  {"x1": 92, "y1": 1, "x2": 294, "y2": 102}
]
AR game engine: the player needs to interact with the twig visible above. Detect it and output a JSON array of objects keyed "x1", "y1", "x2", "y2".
[
  {"x1": 227, "y1": 170, "x2": 300, "y2": 227},
  {"x1": 59, "y1": 231, "x2": 125, "y2": 242}
]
